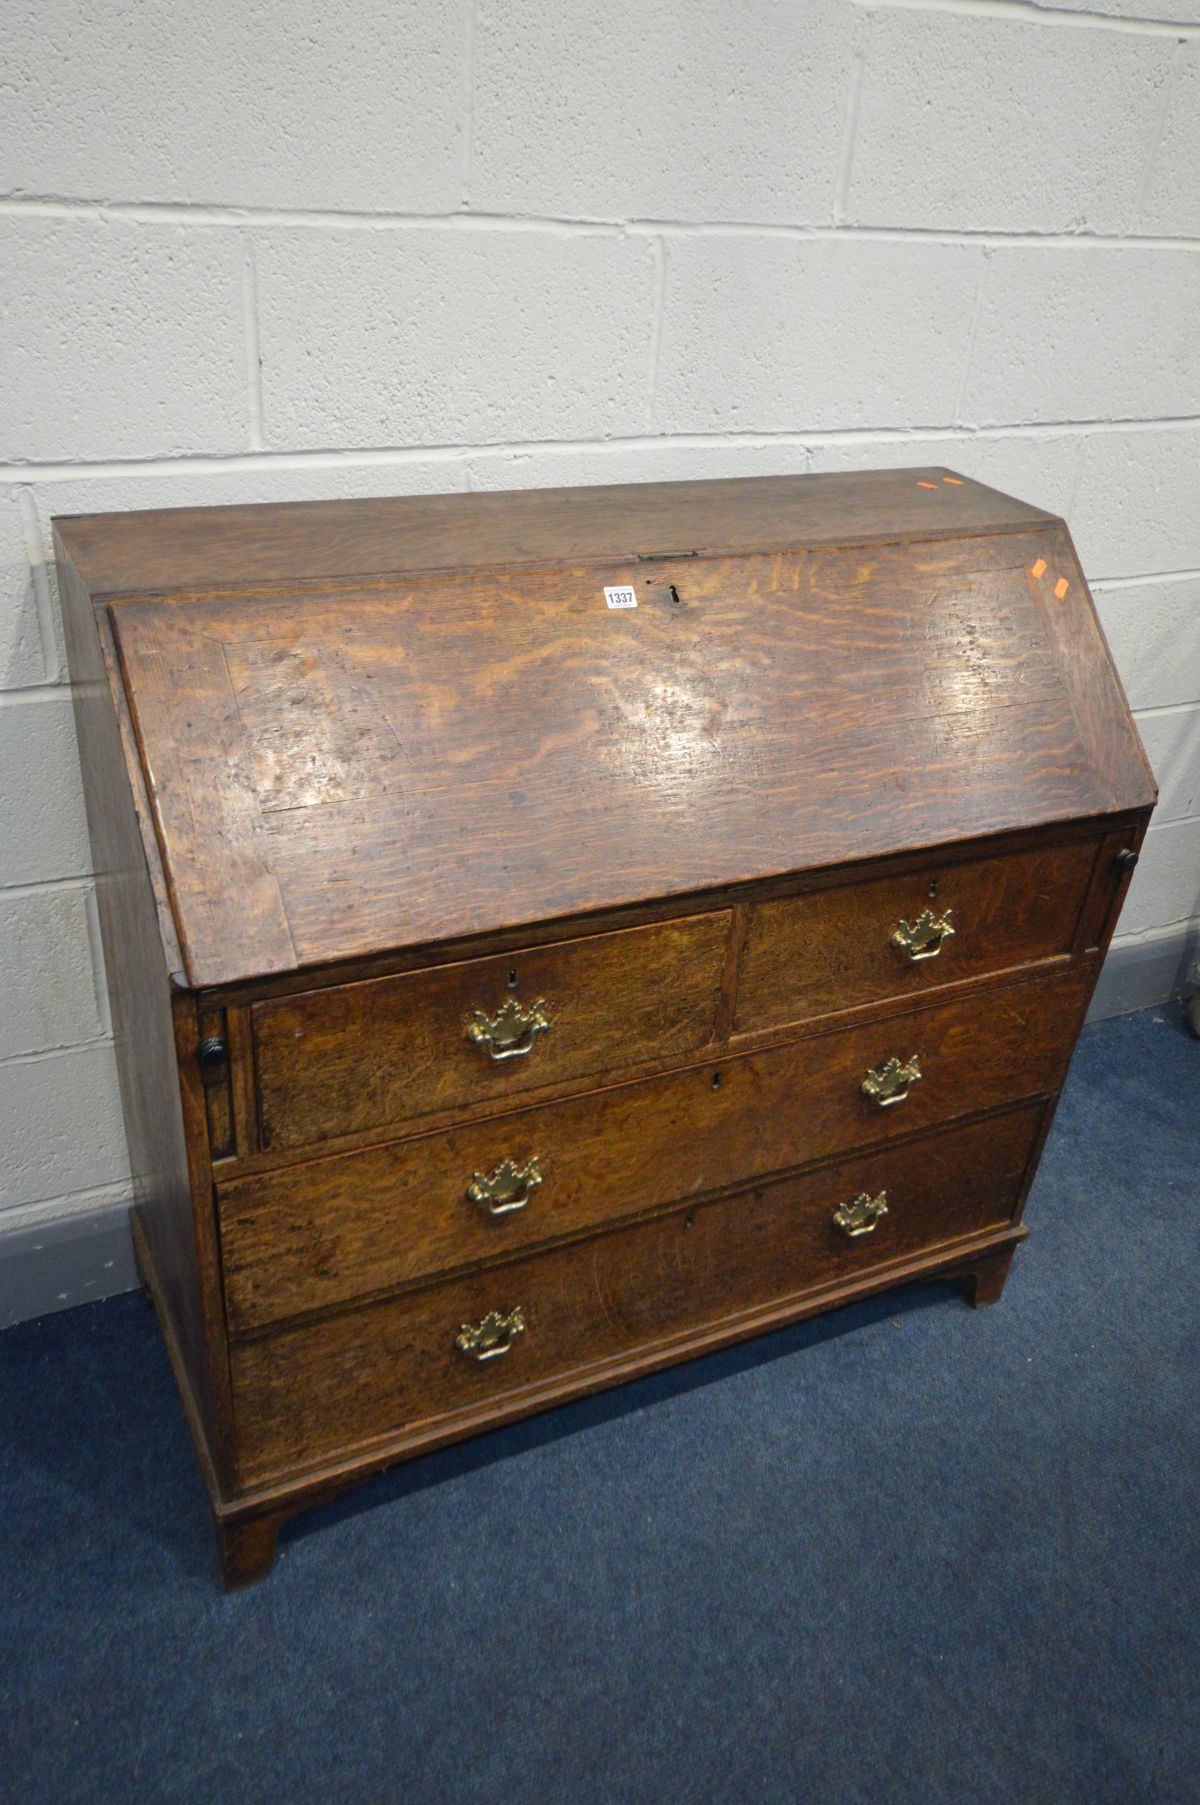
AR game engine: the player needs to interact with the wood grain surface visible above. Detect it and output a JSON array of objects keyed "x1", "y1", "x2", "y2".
[
  {"x1": 56, "y1": 467, "x2": 1054, "y2": 599},
  {"x1": 230, "y1": 1103, "x2": 1044, "y2": 1481},
  {"x1": 108, "y1": 527, "x2": 1152, "y2": 987},
  {"x1": 54, "y1": 470, "x2": 1156, "y2": 1584},
  {"x1": 251, "y1": 912, "x2": 729, "y2": 1153},
  {"x1": 221, "y1": 965, "x2": 1085, "y2": 1332},
  {"x1": 734, "y1": 835, "x2": 1099, "y2": 1034}
]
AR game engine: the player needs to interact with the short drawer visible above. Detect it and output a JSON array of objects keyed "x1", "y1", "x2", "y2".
[
  {"x1": 734, "y1": 836, "x2": 1100, "y2": 1036},
  {"x1": 221, "y1": 964, "x2": 1084, "y2": 1333},
  {"x1": 250, "y1": 912, "x2": 729, "y2": 1154},
  {"x1": 230, "y1": 1103, "x2": 1043, "y2": 1482}
]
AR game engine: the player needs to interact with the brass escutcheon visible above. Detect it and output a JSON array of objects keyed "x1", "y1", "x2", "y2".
[
  {"x1": 861, "y1": 1054, "x2": 922, "y2": 1107},
  {"x1": 467, "y1": 1156, "x2": 543, "y2": 1217},
  {"x1": 455, "y1": 1307, "x2": 527, "y2": 1362},
  {"x1": 466, "y1": 996, "x2": 550, "y2": 1061},
  {"x1": 833, "y1": 1189, "x2": 889, "y2": 1239},
  {"x1": 891, "y1": 907, "x2": 955, "y2": 962}
]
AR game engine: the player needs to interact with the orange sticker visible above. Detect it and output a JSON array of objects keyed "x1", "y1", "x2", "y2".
[
  {"x1": 1031, "y1": 558, "x2": 1047, "y2": 579},
  {"x1": 916, "y1": 481, "x2": 938, "y2": 490},
  {"x1": 1054, "y1": 577, "x2": 1070, "y2": 599},
  {"x1": 942, "y1": 476, "x2": 963, "y2": 485}
]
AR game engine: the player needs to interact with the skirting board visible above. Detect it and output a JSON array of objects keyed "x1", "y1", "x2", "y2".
[
  {"x1": 1, "y1": 929, "x2": 1196, "y2": 1330},
  {"x1": 0, "y1": 1200, "x2": 138, "y2": 1331},
  {"x1": 1086, "y1": 924, "x2": 1199, "y2": 1023}
]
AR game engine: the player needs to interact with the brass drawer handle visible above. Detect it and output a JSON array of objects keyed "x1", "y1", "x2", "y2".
[
  {"x1": 456, "y1": 1307, "x2": 526, "y2": 1362},
  {"x1": 467, "y1": 1156, "x2": 543, "y2": 1217},
  {"x1": 466, "y1": 997, "x2": 550, "y2": 1061},
  {"x1": 861, "y1": 1054, "x2": 921, "y2": 1107},
  {"x1": 891, "y1": 907, "x2": 954, "y2": 962},
  {"x1": 834, "y1": 1189, "x2": 889, "y2": 1239}
]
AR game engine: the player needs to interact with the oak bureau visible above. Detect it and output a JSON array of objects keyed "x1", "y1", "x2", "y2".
[{"x1": 54, "y1": 470, "x2": 1155, "y2": 1587}]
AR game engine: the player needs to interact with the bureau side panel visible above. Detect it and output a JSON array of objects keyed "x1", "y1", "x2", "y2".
[
  {"x1": 1026, "y1": 526, "x2": 1157, "y2": 816},
  {"x1": 55, "y1": 537, "x2": 230, "y2": 1484}
]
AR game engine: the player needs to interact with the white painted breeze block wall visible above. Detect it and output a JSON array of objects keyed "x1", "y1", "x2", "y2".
[{"x1": 2, "y1": 0, "x2": 1199, "y2": 1315}]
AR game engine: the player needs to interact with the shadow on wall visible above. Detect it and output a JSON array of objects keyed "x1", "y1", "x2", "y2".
[{"x1": 1111, "y1": 700, "x2": 1200, "y2": 1010}]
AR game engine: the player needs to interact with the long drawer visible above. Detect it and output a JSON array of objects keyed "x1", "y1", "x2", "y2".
[
  {"x1": 230, "y1": 1103, "x2": 1044, "y2": 1483},
  {"x1": 221, "y1": 965, "x2": 1087, "y2": 1332},
  {"x1": 251, "y1": 911, "x2": 730, "y2": 1154},
  {"x1": 734, "y1": 836, "x2": 1099, "y2": 1035}
]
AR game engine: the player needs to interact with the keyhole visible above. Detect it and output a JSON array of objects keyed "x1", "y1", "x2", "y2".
[
  {"x1": 928, "y1": 879, "x2": 938, "y2": 899},
  {"x1": 668, "y1": 584, "x2": 682, "y2": 606},
  {"x1": 506, "y1": 967, "x2": 518, "y2": 989},
  {"x1": 712, "y1": 1071, "x2": 722, "y2": 1090}
]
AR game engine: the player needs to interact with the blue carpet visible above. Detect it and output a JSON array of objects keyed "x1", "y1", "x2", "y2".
[{"x1": 1, "y1": 1004, "x2": 1197, "y2": 1805}]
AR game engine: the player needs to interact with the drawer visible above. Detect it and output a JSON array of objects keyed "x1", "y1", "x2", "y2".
[
  {"x1": 734, "y1": 836, "x2": 1100, "y2": 1036},
  {"x1": 220, "y1": 964, "x2": 1085, "y2": 1332},
  {"x1": 230, "y1": 1103, "x2": 1043, "y2": 1482},
  {"x1": 251, "y1": 912, "x2": 729, "y2": 1154}
]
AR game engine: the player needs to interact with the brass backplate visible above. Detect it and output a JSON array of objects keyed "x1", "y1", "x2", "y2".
[
  {"x1": 466, "y1": 997, "x2": 550, "y2": 1061},
  {"x1": 455, "y1": 1307, "x2": 527, "y2": 1361},
  {"x1": 891, "y1": 907, "x2": 955, "y2": 962},
  {"x1": 467, "y1": 1156, "x2": 543, "y2": 1216},
  {"x1": 833, "y1": 1189, "x2": 889, "y2": 1239},
  {"x1": 861, "y1": 1054, "x2": 922, "y2": 1107}
]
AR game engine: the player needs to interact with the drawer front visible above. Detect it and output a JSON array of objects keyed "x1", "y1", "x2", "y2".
[
  {"x1": 231, "y1": 1104, "x2": 1043, "y2": 1482},
  {"x1": 221, "y1": 964, "x2": 1083, "y2": 1333},
  {"x1": 251, "y1": 912, "x2": 729, "y2": 1154},
  {"x1": 734, "y1": 837, "x2": 1099, "y2": 1036}
]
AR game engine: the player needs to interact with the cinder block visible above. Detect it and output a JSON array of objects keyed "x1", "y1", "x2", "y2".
[
  {"x1": 805, "y1": 432, "x2": 1081, "y2": 519},
  {"x1": 2, "y1": 0, "x2": 462, "y2": 212},
  {"x1": 1141, "y1": 46, "x2": 1200, "y2": 238},
  {"x1": 0, "y1": 887, "x2": 105, "y2": 1059},
  {"x1": 470, "y1": 0, "x2": 859, "y2": 223},
  {"x1": 1071, "y1": 429, "x2": 1200, "y2": 579},
  {"x1": 655, "y1": 237, "x2": 982, "y2": 434},
  {"x1": 0, "y1": 494, "x2": 49, "y2": 689},
  {"x1": 1094, "y1": 576, "x2": 1200, "y2": 713},
  {"x1": 1049, "y1": 0, "x2": 1199, "y2": 21},
  {"x1": 467, "y1": 440, "x2": 811, "y2": 492},
  {"x1": 847, "y1": 12, "x2": 1171, "y2": 234},
  {"x1": 961, "y1": 249, "x2": 1200, "y2": 427},
  {"x1": 0, "y1": 1043, "x2": 129, "y2": 1210},
  {"x1": 255, "y1": 228, "x2": 657, "y2": 448},
  {"x1": 0, "y1": 694, "x2": 93, "y2": 887},
  {"x1": 0, "y1": 217, "x2": 247, "y2": 461},
  {"x1": 1134, "y1": 707, "x2": 1200, "y2": 825},
  {"x1": 1118, "y1": 819, "x2": 1200, "y2": 937}
]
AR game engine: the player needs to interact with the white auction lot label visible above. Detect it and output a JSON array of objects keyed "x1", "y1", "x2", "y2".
[{"x1": 604, "y1": 585, "x2": 638, "y2": 610}]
